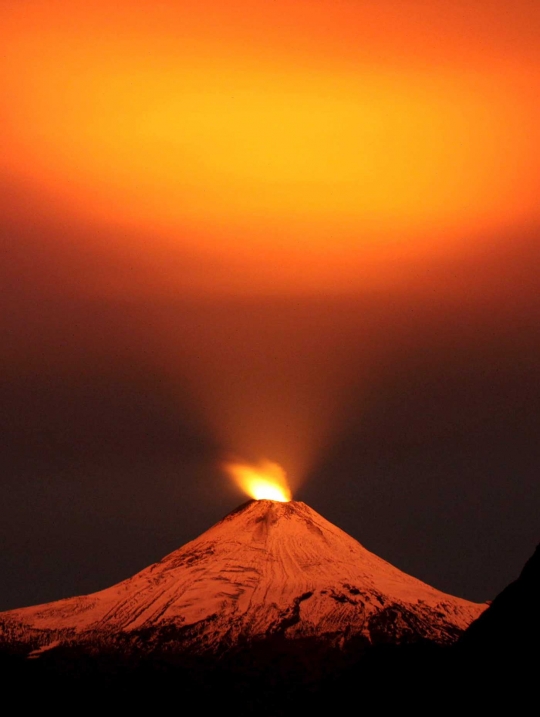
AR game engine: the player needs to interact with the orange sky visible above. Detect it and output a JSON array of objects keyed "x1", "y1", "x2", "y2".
[
  {"x1": 2, "y1": 0, "x2": 540, "y2": 487},
  {"x1": 2, "y1": 0, "x2": 539, "y2": 295}
]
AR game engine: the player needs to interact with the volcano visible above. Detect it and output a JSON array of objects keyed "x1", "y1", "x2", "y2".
[{"x1": 0, "y1": 500, "x2": 486, "y2": 659}]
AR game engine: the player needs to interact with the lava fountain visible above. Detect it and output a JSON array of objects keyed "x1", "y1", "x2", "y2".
[{"x1": 224, "y1": 459, "x2": 292, "y2": 502}]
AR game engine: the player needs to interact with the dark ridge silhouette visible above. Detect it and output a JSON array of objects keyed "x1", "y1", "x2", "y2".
[
  {"x1": 459, "y1": 542, "x2": 540, "y2": 669},
  {"x1": 460, "y1": 545, "x2": 540, "y2": 648}
]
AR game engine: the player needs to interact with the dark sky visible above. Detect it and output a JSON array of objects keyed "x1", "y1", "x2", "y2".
[{"x1": 1, "y1": 1, "x2": 540, "y2": 611}]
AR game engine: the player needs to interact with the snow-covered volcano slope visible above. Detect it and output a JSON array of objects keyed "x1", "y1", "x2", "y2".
[{"x1": 0, "y1": 500, "x2": 486, "y2": 654}]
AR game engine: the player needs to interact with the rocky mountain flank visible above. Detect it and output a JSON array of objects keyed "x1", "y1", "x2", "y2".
[{"x1": 0, "y1": 500, "x2": 486, "y2": 658}]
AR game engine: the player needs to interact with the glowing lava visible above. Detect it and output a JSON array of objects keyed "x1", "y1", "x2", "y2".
[{"x1": 225, "y1": 459, "x2": 292, "y2": 502}]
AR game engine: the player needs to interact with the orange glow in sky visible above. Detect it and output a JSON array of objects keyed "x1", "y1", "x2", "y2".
[
  {"x1": 2, "y1": 0, "x2": 539, "y2": 295},
  {"x1": 2, "y1": 0, "x2": 540, "y2": 497},
  {"x1": 224, "y1": 460, "x2": 292, "y2": 502}
]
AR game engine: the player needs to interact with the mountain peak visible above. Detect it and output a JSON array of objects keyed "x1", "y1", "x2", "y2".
[{"x1": 0, "y1": 499, "x2": 486, "y2": 658}]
